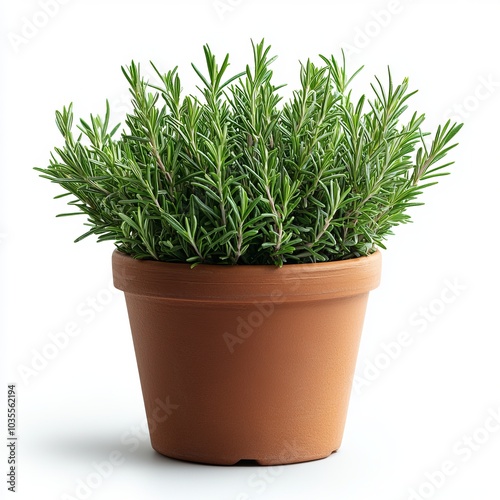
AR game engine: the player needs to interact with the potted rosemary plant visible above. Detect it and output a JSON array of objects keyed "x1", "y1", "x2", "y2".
[{"x1": 36, "y1": 40, "x2": 461, "y2": 465}]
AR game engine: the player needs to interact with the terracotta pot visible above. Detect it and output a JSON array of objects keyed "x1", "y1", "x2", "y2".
[{"x1": 112, "y1": 249, "x2": 381, "y2": 465}]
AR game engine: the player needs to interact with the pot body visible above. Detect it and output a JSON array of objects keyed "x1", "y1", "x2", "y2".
[{"x1": 113, "y1": 250, "x2": 381, "y2": 465}]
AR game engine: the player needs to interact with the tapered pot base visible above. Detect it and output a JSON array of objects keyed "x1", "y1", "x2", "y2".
[{"x1": 152, "y1": 446, "x2": 338, "y2": 466}]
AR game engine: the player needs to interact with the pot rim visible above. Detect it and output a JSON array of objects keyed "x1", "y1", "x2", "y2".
[{"x1": 112, "y1": 249, "x2": 382, "y2": 303}]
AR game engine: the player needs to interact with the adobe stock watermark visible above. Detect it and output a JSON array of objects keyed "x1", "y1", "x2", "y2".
[
  {"x1": 342, "y1": 0, "x2": 405, "y2": 57},
  {"x1": 17, "y1": 279, "x2": 119, "y2": 385},
  {"x1": 233, "y1": 440, "x2": 305, "y2": 500},
  {"x1": 222, "y1": 263, "x2": 308, "y2": 353},
  {"x1": 407, "y1": 405, "x2": 500, "y2": 500},
  {"x1": 354, "y1": 277, "x2": 466, "y2": 394},
  {"x1": 444, "y1": 74, "x2": 500, "y2": 122},
  {"x1": 223, "y1": 290, "x2": 285, "y2": 354},
  {"x1": 8, "y1": 0, "x2": 72, "y2": 54},
  {"x1": 60, "y1": 396, "x2": 179, "y2": 500},
  {"x1": 213, "y1": 0, "x2": 243, "y2": 21}
]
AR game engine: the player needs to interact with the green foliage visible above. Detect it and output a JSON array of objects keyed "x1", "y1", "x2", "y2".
[{"x1": 36, "y1": 40, "x2": 462, "y2": 265}]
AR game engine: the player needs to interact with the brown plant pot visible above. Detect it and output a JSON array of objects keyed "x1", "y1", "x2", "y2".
[{"x1": 112, "y1": 249, "x2": 382, "y2": 465}]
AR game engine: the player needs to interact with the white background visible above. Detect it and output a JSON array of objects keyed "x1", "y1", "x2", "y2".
[{"x1": 1, "y1": 0, "x2": 500, "y2": 499}]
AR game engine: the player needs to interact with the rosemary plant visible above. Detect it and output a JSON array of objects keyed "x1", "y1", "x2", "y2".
[{"x1": 36, "y1": 41, "x2": 462, "y2": 265}]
